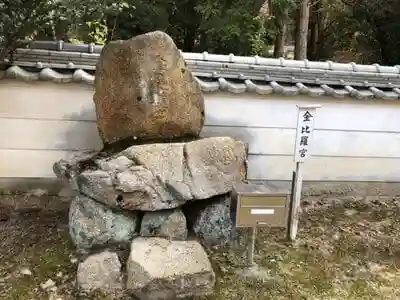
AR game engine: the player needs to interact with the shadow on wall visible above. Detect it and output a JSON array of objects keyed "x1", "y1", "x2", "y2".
[
  {"x1": 201, "y1": 114, "x2": 253, "y2": 155},
  {"x1": 0, "y1": 102, "x2": 101, "y2": 195},
  {"x1": 59, "y1": 105, "x2": 104, "y2": 156},
  {"x1": 0, "y1": 107, "x2": 254, "y2": 195},
  {"x1": 60, "y1": 104, "x2": 254, "y2": 157},
  {"x1": 57, "y1": 104, "x2": 255, "y2": 184}
]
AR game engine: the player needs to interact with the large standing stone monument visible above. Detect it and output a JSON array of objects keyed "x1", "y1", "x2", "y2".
[
  {"x1": 54, "y1": 30, "x2": 247, "y2": 299},
  {"x1": 93, "y1": 30, "x2": 205, "y2": 145}
]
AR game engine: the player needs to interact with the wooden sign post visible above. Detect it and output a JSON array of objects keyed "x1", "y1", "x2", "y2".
[{"x1": 288, "y1": 105, "x2": 321, "y2": 242}]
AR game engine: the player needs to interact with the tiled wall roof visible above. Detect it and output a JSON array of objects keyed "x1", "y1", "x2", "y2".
[{"x1": 2, "y1": 40, "x2": 400, "y2": 99}]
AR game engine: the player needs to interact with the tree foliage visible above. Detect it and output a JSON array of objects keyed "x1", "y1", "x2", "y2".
[
  {"x1": 112, "y1": 0, "x2": 271, "y2": 55},
  {"x1": 0, "y1": 0, "x2": 54, "y2": 47},
  {"x1": 1, "y1": 0, "x2": 400, "y2": 64},
  {"x1": 0, "y1": 0, "x2": 132, "y2": 48},
  {"x1": 342, "y1": 0, "x2": 400, "y2": 65}
]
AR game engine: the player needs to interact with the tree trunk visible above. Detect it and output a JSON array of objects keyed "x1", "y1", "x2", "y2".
[
  {"x1": 268, "y1": 0, "x2": 273, "y2": 15},
  {"x1": 182, "y1": 28, "x2": 197, "y2": 52},
  {"x1": 307, "y1": 22, "x2": 318, "y2": 59},
  {"x1": 307, "y1": 4, "x2": 318, "y2": 59},
  {"x1": 308, "y1": 0, "x2": 325, "y2": 60},
  {"x1": 54, "y1": 20, "x2": 69, "y2": 41},
  {"x1": 179, "y1": 0, "x2": 200, "y2": 52},
  {"x1": 274, "y1": 24, "x2": 287, "y2": 57},
  {"x1": 294, "y1": 0, "x2": 310, "y2": 60}
]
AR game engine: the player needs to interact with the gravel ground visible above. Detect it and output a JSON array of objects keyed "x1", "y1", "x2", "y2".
[{"x1": 1, "y1": 196, "x2": 400, "y2": 300}]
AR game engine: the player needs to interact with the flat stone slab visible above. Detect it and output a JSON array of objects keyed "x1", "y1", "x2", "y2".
[
  {"x1": 55, "y1": 136, "x2": 246, "y2": 211},
  {"x1": 126, "y1": 237, "x2": 215, "y2": 300}
]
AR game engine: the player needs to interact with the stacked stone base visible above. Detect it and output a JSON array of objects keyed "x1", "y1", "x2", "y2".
[
  {"x1": 52, "y1": 30, "x2": 249, "y2": 299},
  {"x1": 54, "y1": 137, "x2": 247, "y2": 299}
]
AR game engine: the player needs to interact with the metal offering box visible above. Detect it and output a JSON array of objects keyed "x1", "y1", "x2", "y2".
[{"x1": 231, "y1": 183, "x2": 290, "y2": 228}]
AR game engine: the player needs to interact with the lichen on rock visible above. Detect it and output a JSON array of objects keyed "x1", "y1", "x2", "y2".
[
  {"x1": 140, "y1": 208, "x2": 188, "y2": 240},
  {"x1": 69, "y1": 195, "x2": 139, "y2": 250},
  {"x1": 192, "y1": 194, "x2": 236, "y2": 247}
]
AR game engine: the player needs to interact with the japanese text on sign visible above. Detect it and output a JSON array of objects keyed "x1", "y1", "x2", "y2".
[{"x1": 294, "y1": 106, "x2": 318, "y2": 162}]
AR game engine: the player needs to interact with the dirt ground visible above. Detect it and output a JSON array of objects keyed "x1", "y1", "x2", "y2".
[{"x1": 1, "y1": 196, "x2": 400, "y2": 300}]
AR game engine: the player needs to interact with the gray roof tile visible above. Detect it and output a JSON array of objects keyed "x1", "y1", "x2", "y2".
[{"x1": 1, "y1": 40, "x2": 400, "y2": 100}]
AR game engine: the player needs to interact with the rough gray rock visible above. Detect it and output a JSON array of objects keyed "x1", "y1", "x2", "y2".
[
  {"x1": 140, "y1": 209, "x2": 188, "y2": 240},
  {"x1": 93, "y1": 30, "x2": 205, "y2": 144},
  {"x1": 126, "y1": 238, "x2": 215, "y2": 300},
  {"x1": 74, "y1": 137, "x2": 246, "y2": 211},
  {"x1": 193, "y1": 194, "x2": 235, "y2": 247},
  {"x1": 53, "y1": 151, "x2": 98, "y2": 184},
  {"x1": 77, "y1": 250, "x2": 122, "y2": 294},
  {"x1": 69, "y1": 195, "x2": 139, "y2": 250}
]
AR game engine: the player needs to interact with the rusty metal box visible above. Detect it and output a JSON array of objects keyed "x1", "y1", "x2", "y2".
[{"x1": 231, "y1": 183, "x2": 290, "y2": 228}]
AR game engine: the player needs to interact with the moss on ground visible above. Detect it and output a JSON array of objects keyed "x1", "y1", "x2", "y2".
[{"x1": 1, "y1": 196, "x2": 400, "y2": 299}]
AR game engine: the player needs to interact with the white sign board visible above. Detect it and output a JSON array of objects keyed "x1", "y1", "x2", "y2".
[
  {"x1": 294, "y1": 105, "x2": 320, "y2": 163},
  {"x1": 288, "y1": 104, "x2": 321, "y2": 242},
  {"x1": 251, "y1": 209, "x2": 275, "y2": 215}
]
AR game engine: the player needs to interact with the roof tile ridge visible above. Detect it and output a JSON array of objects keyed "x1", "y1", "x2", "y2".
[
  {"x1": 13, "y1": 39, "x2": 400, "y2": 71},
  {"x1": 11, "y1": 41, "x2": 400, "y2": 74}
]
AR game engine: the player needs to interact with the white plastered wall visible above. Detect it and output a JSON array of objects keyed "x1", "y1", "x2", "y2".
[{"x1": 0, "y1": 79, "x2": 399, "y2": 182}]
